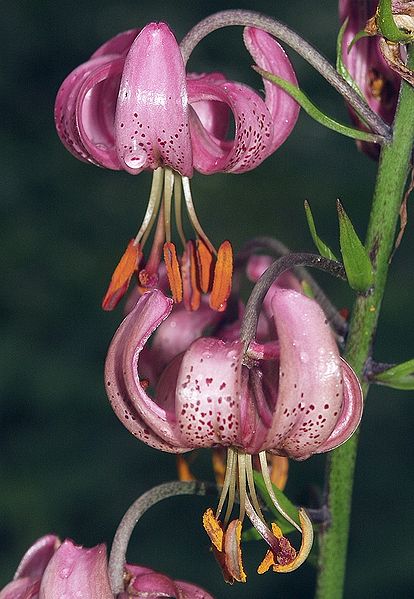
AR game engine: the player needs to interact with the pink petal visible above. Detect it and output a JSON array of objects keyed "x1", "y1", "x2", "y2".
[
  {"x1": 188, "y1": 78, "x2": 274, "y2": 174},
  {"x1": 146, "y1": 299, "x2": 223, "y2": 377},
  {"x1": 186, "y1": 72, "x2": 230, "y2": 139},
  {"x1": 243, "y1": 27, "x2": 300, "y2": 152},
  {"x1": 90, "y1": 28, "x2": 140, "y2": 58},
  {"x1": 315, "y1": 357, "x2": 363, "y2": 452},
  {"x1": 175, "y1": 338, "x2": 245, "y2": 448},
  {"x1": 115, "y1": 23, "x2": 193, "y2": 176},
  {"x1": 0, "y1": 578, "x2": 39, "y2": 599},
  {"x1": 176, "y1": 580, "x2": 216, "y2": 599},
  {"x1": 55, "y1": 55, "x2": 124, "y2": 169},
  {"x1": 14, "y1": 535, "x2": 60, "y2": 580},
  {"x1": 38, "y1": 541, "x2": 113, "y2": 599},
  {"x1": 265, "y1": 289, "x2": 344, "y2": 459},
  {"x1": 105, "y1": 290, "x2": 189, "y2": 452}
]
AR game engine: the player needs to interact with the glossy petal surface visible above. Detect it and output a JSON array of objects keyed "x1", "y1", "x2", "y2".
[
  {"x1": 39, "y1": 541, "x2": 113, "y2": 599},
  {"x1": 115, "y1": 23, "x2": 193, "y2": 175}
]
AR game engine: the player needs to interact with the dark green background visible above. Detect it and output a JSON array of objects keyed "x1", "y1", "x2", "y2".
[{"x1": 1, "y1": 1, "x2": 413, "y2": 597}]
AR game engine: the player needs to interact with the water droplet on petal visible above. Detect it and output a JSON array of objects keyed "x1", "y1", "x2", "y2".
[
  {"x1": 59, "y1": 567, "x2": 71, "y2": 579},
  {"x1": 123, "y1": 148, "x2": 147, "y2": 170}
]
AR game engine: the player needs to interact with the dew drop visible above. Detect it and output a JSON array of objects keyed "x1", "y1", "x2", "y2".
[
  {"x1": 59, "y1": 567, "x2": 71, "y2": 579},
  {"x1": 123, "y1": 148, "x2": 147, "y2": 170}
]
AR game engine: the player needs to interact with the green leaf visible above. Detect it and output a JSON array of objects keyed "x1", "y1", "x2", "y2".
[
  {"x1": 304, "y1": 200, "x2": 338, "y2": 261},
  {"x1": 337, "y1": 200, "x2": 374, "y2": 293},
  {"x1": 253, "y1": 66, "x2": 383, "y2": 143},
  {"x1": 373, "y1": 359, "x2": 414, "y2": 389},
  {"x1": 301, "y1": 280, "x2": 315, "y2": 299},
  {"x1": 253, "y1": 470, "x2": 298, "y2": 534},
  {"x1": 377, "y1": 0, "x2": 414, "y2": 43},
  {"x1": 336, "y1": 18, "x2": 364, "y2": 98}
]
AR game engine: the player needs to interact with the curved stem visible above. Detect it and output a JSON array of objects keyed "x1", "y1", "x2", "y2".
[
  {"x1": 239, "y1": 253, "x2": 346, "y2": 348},
  {"x1": 108, "y1": 480, "x2": 216, "y2": 594},
  {"x1": 180, "y1": 10, "x2": 391, "y2": 140},
  {"x1": 236, "y1": 237, "x2": 348, "y2": 338},
  {"x1": 315, "y1": 47, "x2": 414, "y2": 599}
]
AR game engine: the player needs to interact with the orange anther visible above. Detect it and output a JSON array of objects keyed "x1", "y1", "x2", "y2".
[
  {"x1": 163, "y1": 242, "x2": 183, "y2": 304},
  {"x1": 209, "y1": 241, "x2": 233, "y2": 312},
  {"x1": 176, "y1": 455, "x2": 196, "y2": 482},
  {"x1": 203, "y1": 508, "x2": 224, "y2": 552},
  {"x1": 196, "y1": 239, "x2": 214, "y2": 293},
  {"x1": 182, "y1": 241, "x2": 201, "y2": 311},
  {"x1": 102, "y1": 240, "x2": 141, "y2": 311}
]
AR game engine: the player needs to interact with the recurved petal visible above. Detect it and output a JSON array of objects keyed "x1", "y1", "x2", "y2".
[
  {"x1": 187, "y1": 72, "x2": 230, "y2": 139},
  {"x1": 175, "y1": 338, "x2": 244, "y2": 448},
  {"x1": 188, "y1": 78, "x2": 274, "y2": 174},
  {"x1": 315, "y1": 357, "x2": 363, "y2": 453},
  {"x1": 265, "y1": 288, "x2": 344, "y2": 459},
  {"x1": 115, "y1": 22, "x2": 193, "y2": 176},
  {"x1": 105, "y1": 289, "x2": 189, "y2": 452},
  {"x1": 0, "y1": 578, "x2": 39, "y2": 599},
  {"x1": 38, "y1": 541, "x2": 113, "y2": 599},
  {"x1": 55, "y1": 54, "x2": 124, "y2": 169},
  {"x1": 14, "y1": 535, "x2": 60, "y2": 579},
  {"x1": 91, "y1": 28, "x2": 140, "y2": 58},
  {"x1": 243, "y1": 27, "x2": 299, "y2": 153},
  {"x1": 175, "y1": 580, "x2": 216, "y2": 599}
]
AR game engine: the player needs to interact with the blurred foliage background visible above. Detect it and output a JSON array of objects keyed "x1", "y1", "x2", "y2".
[{"x1": 1, "y1": 1, "x2": 414, "y2": 597}]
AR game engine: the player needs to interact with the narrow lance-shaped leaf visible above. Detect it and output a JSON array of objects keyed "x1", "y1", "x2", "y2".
[
  {"x1": 336, "y1": 18, "x2": 364, "y2": 98},
  {"x1": 373, "y1": 358, "x2": 414, "y2": 390},
  {"x1": 304, "y1": 200, "x2": 338, "y2": 261},
  {"x1": 252, "y1": 66, "x2": 384, "y2": 143},
  {"x1": 337, "y1": 200, "x2": 374, "y2": 293}
]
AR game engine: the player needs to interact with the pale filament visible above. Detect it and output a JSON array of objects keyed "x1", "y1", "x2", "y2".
[
  {"x1": 135, "y1": 167, "x2": 164, "y2": 247},
  {"x1": 182, "y1": 177, "x2": 216, "y2": 255},
  {"x1": 173, "y1": 173, "x2": 187, "y2": 248},
  {"x1": 163, "y1": 168, "x2": 174, "y2": 244}
]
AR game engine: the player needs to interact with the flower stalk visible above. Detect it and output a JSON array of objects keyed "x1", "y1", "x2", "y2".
[{"x1": 315, "y1": 46, "x2": 414, "y2": 599}]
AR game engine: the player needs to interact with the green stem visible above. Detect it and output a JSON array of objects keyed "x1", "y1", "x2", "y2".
[{"x1": 315, "y1": 48, "x2": 414, "y2": 599}]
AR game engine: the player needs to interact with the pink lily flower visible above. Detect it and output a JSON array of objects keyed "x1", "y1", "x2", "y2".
[
  {"x1": 339, "y1": 0, "x2": 400, "y2": 156},
  {"x1": 0, "y1": 535, "x2": 214, "y2": 598},
  {"x1": 105, "y1": 277, "x2": 363, "y2": 579},
  {"x1": 55, "y1": 22, "x2": 299, "y2": 310}
]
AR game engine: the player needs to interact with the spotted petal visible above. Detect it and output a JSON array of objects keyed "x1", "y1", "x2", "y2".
[
  {"x1": 264, "y1": 288, "x2": 349, "y2": 459},
  {"x1": 243, "y1": 27, "x2": 300, "y2": 153},
  {"x1": 115, "y1": 22, "x2": 193, "y2": 176}
]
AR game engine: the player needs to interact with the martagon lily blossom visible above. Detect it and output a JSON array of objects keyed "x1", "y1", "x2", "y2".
[
  {"x1": 105, "y1": 254, "x2": 363, "y2": 581},
  {"x1": 0, "y1": 534, "x2": 215, "y2": 599},
  {"x1": 55, "y1": 22, "x2": 299, "y2": 311}
]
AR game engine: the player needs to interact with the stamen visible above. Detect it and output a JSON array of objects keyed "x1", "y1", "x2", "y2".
[
  {"x1": 135, "y1": 167, "x2": 164, "y2": 247},
  {"x1": 209, "y1": 240, "x2": 233, "y2": 311},
  {"x1": 102, "y1": 240, "x2": 141, "y2": 311},
  {"x1": 139, "y1": 206, "x2": 165, "y2": 288},
  {"x1": 182, "y1": 241, "x2": 201, "y2": 311},
  {"x1": 237, "y1": 452, "x2": 247, "y2": 522},
  {"x1": 224, "y1": 456, "x2": 237, "y2": 527},
  {"x1": 203, "y1": 508, "x2": 224, "y2": 552},
  {"x1": 182, "y1": 177, "x2": 216, "y2": 255},
  {"x1": 223, "y1": 520, "x2": 247, "y2": 583},
  {"x1": 163, "y1": 242, "x2": 183, "y2": 303},
  {"x1": 176, "y1": 455, "x2": 195, "y2": 481},
  {"x1": 216, "y1": 448, "x2": 236, "y2": 519},
  {"x1": 174, "y1": 173, "x2": 187, "y2": 248},
  {"x1": 259, "y1": 451, "x2": 301, "y2": 532},
  {"x1": 163, "y1": 168, "x2": 174, "y2": 244},
  {"x1": 197, "y1": 239, "x2": 214, "y2": 293},
  {"x1": 245, "y1": 454, "x2": 266, "y2": 523}
]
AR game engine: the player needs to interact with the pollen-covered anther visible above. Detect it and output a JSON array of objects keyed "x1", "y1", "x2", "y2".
[
  {"x1": 209, "y1": 240, "x2": 233, "y2": 311},
  {"x1": 163, "y1": 242, "x2": 183, "y2": 303},
  {"x1": 102, "y1": 239, "x2": 141, "y2": 311},
  {"x1": 182, "y1": 240, "x2": 201, "y2": 311},
  {"x1": 196, "y1": 239, "x2": 214, "y2": 293},
  {"x1": 258, "y1": 509, "x2": 314, "y2": 574},
  {"x1": 203, "y1": 509, "x2": 246, "y2": 584}
]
